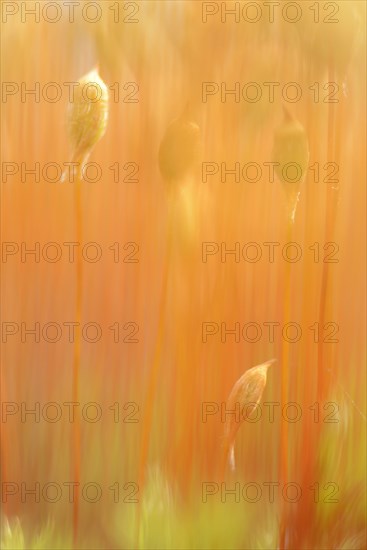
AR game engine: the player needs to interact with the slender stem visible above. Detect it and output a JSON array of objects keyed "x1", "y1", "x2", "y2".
[
  {"x1": 72, "y1": 171, "x2": 82, "y2": 546},
  {"x1": 135, "y1": 192, "x2": 174, "y2": 547},
  {"x1": 0, "y1": 371, "x2": 8, "y2": 517},
  {"x1": 317, "y1": 62, "x2": 336, "y2": 403},
  {"x1": 279, "y1": 218, "x2": 292, "y2": 549}
]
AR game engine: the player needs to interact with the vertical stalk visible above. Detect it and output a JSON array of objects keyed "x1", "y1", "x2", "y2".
[
  {"x1": 72, "y1": 173, "x2": 82, "y2": 546},
  {"x1": 0, "y1": 372, "x2": 8, "y2": 517},
  {"x1": 135, "y1": 198, "x2": 174, "y2": 547},
  {"x1": 279, "y1": 218, "x2": 292, "y2": 549},
  {"x1": 317, "y1": 62, "x2": 336, "y2": 404}
]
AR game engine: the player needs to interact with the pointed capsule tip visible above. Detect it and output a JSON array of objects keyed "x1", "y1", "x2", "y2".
[
  {"x1": 263, "y1": 358, "x2": 277, "y2": 369},
  {"x1": 80, "y1": 66, "x2": 102, "y2": 83}
]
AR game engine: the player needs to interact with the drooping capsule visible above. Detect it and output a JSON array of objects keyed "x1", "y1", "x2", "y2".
[
  {"x1": 273, "y1": 108, "x2": 309, "y2": 224},
  {"x1": 223, "y1": 359, "x2": 275, "y2": 471},
  {"x1": 295, "y1": 0, "x2": 361, "y2": 78},
  {"x1": 158, "y1": 107, "x2": 202, "y2": 184},
  {"x1": 158, "y1": 106, "x2": 203, "y2": 250},
  {"x1": 66, "y1": 68, "x2": 109, "y2": 179}
]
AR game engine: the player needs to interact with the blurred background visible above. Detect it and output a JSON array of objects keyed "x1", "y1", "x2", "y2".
[{"x1": 1, "y1": 1, "x2": 366, "y2": 548}]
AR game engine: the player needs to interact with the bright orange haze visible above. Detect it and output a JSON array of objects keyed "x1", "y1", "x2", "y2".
[{"x1": 1, "y1": 2, "x2": 366, "y2": 549}]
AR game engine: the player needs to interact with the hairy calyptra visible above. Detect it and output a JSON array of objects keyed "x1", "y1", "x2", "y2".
[{"x1": 65, "y1": 68, "x2": 109, "y2": 180}]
